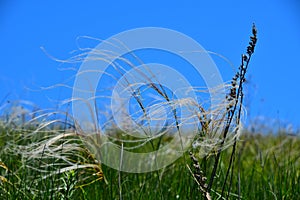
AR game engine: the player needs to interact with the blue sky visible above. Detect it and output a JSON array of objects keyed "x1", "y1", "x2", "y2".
[{"x1": 1, "y1": 1, "x2": 300, "y2": 130}]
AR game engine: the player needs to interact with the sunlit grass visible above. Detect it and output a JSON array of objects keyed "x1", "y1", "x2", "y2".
[{"x1": 1, "y1": 123, "x2": 299, "y2": 199}]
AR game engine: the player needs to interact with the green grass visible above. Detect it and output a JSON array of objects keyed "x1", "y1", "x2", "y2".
[{"x1": 0, "y1": 124, "x2": 299, "y2": 200}]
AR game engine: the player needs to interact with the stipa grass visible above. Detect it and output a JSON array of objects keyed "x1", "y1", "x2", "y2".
[
  {"x1": 2, "y1": 26, "x2": 242, "y2": 198},
  {"x1": 2, "y1": 24, "x2": 298, "y2": 200},
  {"x1": 0, "y1": 108, "x2": 104, "y2": 199}
]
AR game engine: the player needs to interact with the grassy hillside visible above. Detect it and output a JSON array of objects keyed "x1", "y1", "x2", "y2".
[{"x1": 0, "y1": 124, "x2": 299, "y2": 199}]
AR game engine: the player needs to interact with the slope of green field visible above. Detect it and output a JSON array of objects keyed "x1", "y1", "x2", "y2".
[{"x1": 0, "y1": 124, "x2": 299, "y2": 200}]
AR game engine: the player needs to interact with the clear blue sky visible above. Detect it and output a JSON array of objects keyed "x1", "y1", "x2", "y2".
[{"x1": 1, "y1": 1, "x2": 300, "y2": 130}]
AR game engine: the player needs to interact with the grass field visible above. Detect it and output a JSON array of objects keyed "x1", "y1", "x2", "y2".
[{"x1": 0, "y1": 123, "x2": 299, "y2": 199}]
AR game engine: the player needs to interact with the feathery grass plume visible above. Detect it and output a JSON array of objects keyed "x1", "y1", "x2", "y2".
[
  {"x1": 63, "y1": 30, "x2": 254, "y2": 197},
  {"x1": 51, "y1": 33, "x2": 241, "y2": 171},
  {"x1": 69, "y1": 37, "x2": 247, "y2": 173},
  {"x1": 2, "y1": 26, "x2": 256, "y2": 198},
  {"x1": 0, "y1": 102, "x2": 104, "y2": 198}
]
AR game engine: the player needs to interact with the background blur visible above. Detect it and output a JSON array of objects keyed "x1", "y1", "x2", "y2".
[{"x1": 1, "y1": 0, "x2": 299, "y2": 131}]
